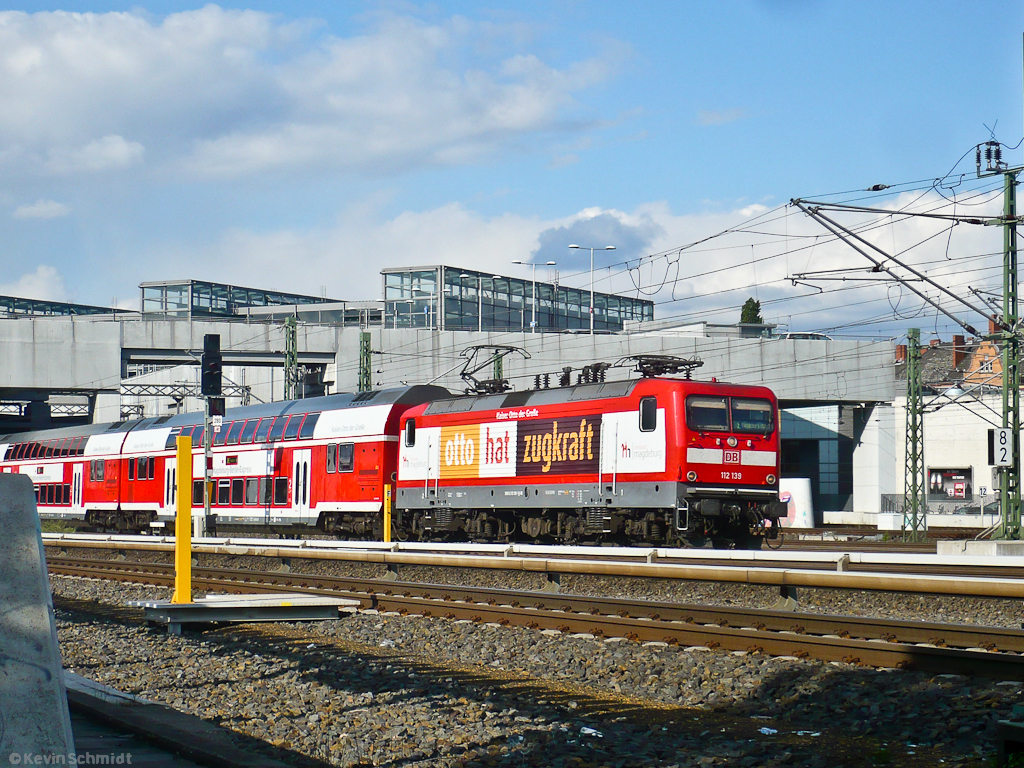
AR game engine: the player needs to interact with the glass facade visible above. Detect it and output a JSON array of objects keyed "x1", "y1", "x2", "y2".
[
  {"x1": 140, "y1": 280, "x2": 337, "y2": 318},
  {"x1": 383, "y1": 266, "x2": 654, "y2": 332},
  {"x1": 0, "y1": 295, "x2": 127, "y2": 317}
]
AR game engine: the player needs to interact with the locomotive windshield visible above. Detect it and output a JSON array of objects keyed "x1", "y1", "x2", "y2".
[
  {"x1": 686, "y1": 395, "x2": 774, "y2": 434},
  {"x1": 731, "y1": 398, "x2": 774, "y2": 433},
  {"x1": 686, "y1": 396, "x2": 729, "y2": 431}
]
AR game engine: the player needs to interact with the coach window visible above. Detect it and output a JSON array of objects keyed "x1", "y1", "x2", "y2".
[
  {"x1": 95, "y1": 460, "x2": 105, "y2": 482},
  {"x1": 191, "y1": 426, "x2": 205, "y2": 448},
  {"x1": 225, "y1": 420, "x2": 245, "y2": 445},
  {"x1": 46, "y1": 485, "x2": 55, "y2": 504},
  {"x1": 639, "y1": 397, "x2": 657, "y2": 432},
  {"x1": 217, "y1": 480, "x2": 230, "y2": 505},
  {"x1": 239, "y1": 419, "x2": 258, "y2": 444},
  {"x1": 255, "y1": 418, "x2": 274, "y2": 443},
  {"x1": 128, "y1": 457, "x2": 136, "y2": 480},
  {"x1": 284, "y1": 415, "x2": 303, "y2": 441},
  {"x1": 139, "y1": 457, "x2": 148, "y2": 480},
  {"x1": 231, "y1": 478, "x2": 244, "y2": 505},
  {"x1": 63, "y1": 484, "x2": 71, "y2": 504},
  {"x1": 273, "y1": 477, "x2": 288, "y2": 505},
  {"x1": 245, "y1": 478, "x2": 259, "y2": 505},
  {"x1": 55, "y1": 439, "x2": 66, "y2": 457},
  {"x1": 299, "y1": 413, "x2": 319, "y2": 439},
  {"x1": 268, "y1": 416, "x2": 288, "y2": 442},
  {"x1": 404, "y1": 419, "x2": 416, "y2": 447},
  {"x1": 259, "y1": 477, "x2": 271, "y2": 505},
  {"x1": 28, "y1": 443, "x2": 39, "y2": 459},
  {"x1": 338, "y1": 443, "x2": 355, "y2": 473},
  {"x1": 214, "y1": 423, "x2": 230, "y2": 447},
  {"x1": 685, "y1": 396, "x2": 729, "y2": 432},
  {"x1": 326, "y1": 444, "x2": 337, "y2": 473}
]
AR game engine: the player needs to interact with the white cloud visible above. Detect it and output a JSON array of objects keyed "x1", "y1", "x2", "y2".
[
  {"x1": 0, "y1": 265, "x2": 68, "y2": 300},
  {"x1": 47, "y1": 134, "x2": 144, "y2": 172},
  {"x1": 0, "y1": 8, "x2": 619, "y2": 178},
  {"x1": 13, "y1": 199, "x2": 69, "y2": 218},
  {"x1": 698, "y1": 108, "x2": 744, "y2": 126},
  {"x1": 134, "y1": 189, "x2": 1006, "y2": 338}
]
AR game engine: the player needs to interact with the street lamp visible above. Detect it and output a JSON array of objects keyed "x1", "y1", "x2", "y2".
[
  {"x1": 568, "y1": 244, "x2": 616, "y2": 335},
  {"x1": 513, "y1": 260, "x2": 556, "y2": 333},
  {"x1": 459, "y1": 272, "x2": 502, "y2": 333}
]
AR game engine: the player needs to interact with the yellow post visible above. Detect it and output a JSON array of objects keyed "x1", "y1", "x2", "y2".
[
  {"x1": 383, "y1": 484, "x2": 392, "y2": 543},
  {"x1": 171, "y1": 435, "x2": 193, "y2": 604}
]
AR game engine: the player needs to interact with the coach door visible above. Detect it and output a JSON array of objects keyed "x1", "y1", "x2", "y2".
[
  {"x1": 164, "y1": 458, "x2": 177, "y2": 513},
  {"x1": 72, "y1": 463, "x2": 83, "y2": 511},
  {"x1": 292, "y1": 448, "x2": 312, "y2": 523}
]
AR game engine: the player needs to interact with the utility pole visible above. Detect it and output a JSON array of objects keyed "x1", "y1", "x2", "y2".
[
  {"x1": 1000, "y1": 167, "x2": 1021, "y2": 538},
  {"x1": 358, "y1": 331, "x2": 372, "y2": 392},
  {"x1": 284, "y1": 317, "x2": 299, "y2": 400},
  {"x1": 975, "y1": 139, "x2": 1022, "y2": 539},
  {"x1": 903, "y1": 329, "x2": 926, "y2": 542}
]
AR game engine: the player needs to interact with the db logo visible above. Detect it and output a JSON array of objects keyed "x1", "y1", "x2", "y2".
[{"x1": 724, "y1": 450, "x2": 740, "y2": 464}]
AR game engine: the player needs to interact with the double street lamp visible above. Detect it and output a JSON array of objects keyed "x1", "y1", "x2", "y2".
[
  {"x1": 568, "y1": 243, "x2": 616, "y2": 335},
  {"x1": 512, "y1": 260, "x2": 556, "y2": 333}
]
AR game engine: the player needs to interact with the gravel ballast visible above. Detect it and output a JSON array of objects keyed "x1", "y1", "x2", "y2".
[{"x1": 52, "y1": 573, "x2": 1024, "y2": 767}]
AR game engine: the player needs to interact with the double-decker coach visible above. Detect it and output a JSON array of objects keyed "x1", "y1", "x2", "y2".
[
  {"x1": 0, "y1": 385, "x2": 447, "y2": 535},
  {"x1": 395, "y1": 377, "x2": 786, "y2": 548}
]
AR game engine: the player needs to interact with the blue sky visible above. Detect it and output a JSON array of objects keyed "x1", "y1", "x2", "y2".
[{"x1": 2, "y1": 1, "x2": 1023, "y2": 338}]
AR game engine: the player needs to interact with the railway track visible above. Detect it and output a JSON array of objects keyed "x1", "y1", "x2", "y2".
[{"x1": 48, "y1": 554, "x2": 1024, "y2": 681}]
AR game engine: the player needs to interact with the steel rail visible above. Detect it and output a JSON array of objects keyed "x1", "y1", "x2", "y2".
[
  {"x1": 41, "y1": 537, "x2": 1024, "y2": 599},
  {"x1": 48, "y1": 557, "x2": 1024, "y2": 680}
]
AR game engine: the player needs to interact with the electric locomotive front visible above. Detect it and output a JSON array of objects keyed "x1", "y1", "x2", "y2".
[{"x1": 675, "y1": 381, "x2": 786, "y2": 548}]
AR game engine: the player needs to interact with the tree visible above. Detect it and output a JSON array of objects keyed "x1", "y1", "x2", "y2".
[{"x1": 740, "y1": 297, "x2": 763, "y2": 324}]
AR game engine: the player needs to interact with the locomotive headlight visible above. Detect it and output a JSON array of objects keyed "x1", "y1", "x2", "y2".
[
  {"x1": 766, "y1": 474, "x2": 776, "y2": 484},
  {"x1": 687, "y1": 471, "x2": 698, "y2": 482},
  {"x1": 726, "y1": 436, "x2": 738, "y2": 448}
]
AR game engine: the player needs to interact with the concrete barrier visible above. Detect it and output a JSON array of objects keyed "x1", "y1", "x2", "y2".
[{"x1": 0, "y1": 474, "x2": 75, "y2": 759}]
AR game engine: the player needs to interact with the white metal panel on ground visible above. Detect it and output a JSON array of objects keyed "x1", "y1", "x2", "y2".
[{"x1": 0, "y1": 474, "x2": 76, "y2": 755}]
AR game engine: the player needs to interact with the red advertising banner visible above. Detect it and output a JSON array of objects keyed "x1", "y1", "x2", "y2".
[{"x1": 517, "y1": 416, "x2": 601, "y2": 476}]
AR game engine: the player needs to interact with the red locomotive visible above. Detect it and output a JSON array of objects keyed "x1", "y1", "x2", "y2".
[
  {"x1": 395, "y1": 375, "x2": 783, "y2": 548},
  {"x1": 0, "y1": 369, "x2": 784, "y2": 548}
]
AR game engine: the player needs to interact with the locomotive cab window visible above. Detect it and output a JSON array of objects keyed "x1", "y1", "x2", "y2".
[
  {"x1": 685, "y1": 396, "x2": 729, "y2": 432},
  {"x1": 731, "y1": 398, "x2": 774, "y2": 434},
  {"x1": 404, "y1": 419, "x2": 416, "y2": 447},
  {"x1": 639, "y1": 396, "x2": 657, "y2": 432}
]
